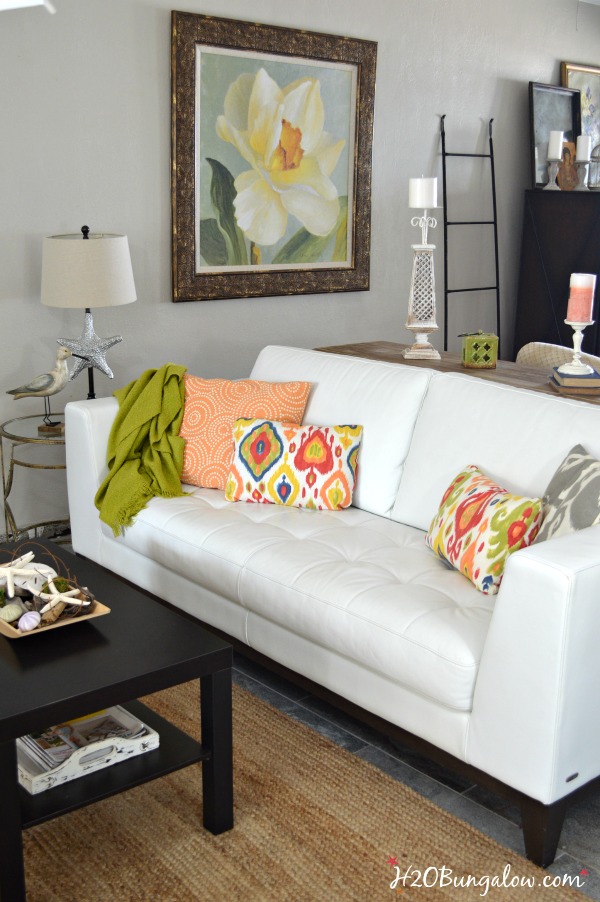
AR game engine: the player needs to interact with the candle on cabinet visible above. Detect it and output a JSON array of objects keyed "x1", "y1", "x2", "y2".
[
  {"x1": 566, "y1": 273, "x2": 597, "y2": 323},
  {"x1": 409, "y1": 177, "x2": 437, "y2": 209},
  {"x1": 576, "y1": 135, "x2": 592, "y2": 161},
  {"x1": 547, "y1": 130, "x2": 564, "y2": 160}
]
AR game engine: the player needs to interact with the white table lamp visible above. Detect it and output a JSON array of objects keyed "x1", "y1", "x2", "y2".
[{"x1": 41, "y1": 226, "x2": 136, "y2": 399}]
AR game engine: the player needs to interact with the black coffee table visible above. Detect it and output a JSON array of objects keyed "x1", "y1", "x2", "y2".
[{"x1": 0, "y1": 540, "x2": 233, "y2": 901}]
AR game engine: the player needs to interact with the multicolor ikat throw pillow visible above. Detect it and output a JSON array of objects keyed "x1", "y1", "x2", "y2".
[
  {"x1": 426, "y1": 465, "x2": 543, "y2": 594},
  {"x1": 225, "y1": 418, "x2": 363, "y2": 510},
  {"x1": 179, "y1": 377, "x2": 311, "y2": 490}
]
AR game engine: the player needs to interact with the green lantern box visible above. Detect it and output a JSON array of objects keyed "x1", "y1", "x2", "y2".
[{"x1": 461, "y1": 332, "x2": 499, "y2": 369}]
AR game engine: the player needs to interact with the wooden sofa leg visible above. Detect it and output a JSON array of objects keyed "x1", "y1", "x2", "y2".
[{"x1": 520, "y1": 797, "x2": 568, "y2": 867}]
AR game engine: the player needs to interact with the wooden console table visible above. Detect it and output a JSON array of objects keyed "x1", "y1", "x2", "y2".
[{"x1": 316, "y1": 340, "x2": 600, "y2": 406}]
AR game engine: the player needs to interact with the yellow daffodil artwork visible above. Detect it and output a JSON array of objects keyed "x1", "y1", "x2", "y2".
[
  {"x1": 217, "y1": 68, "x2": 345, "y2": 248},
  {"x1": 197, "y1": 55, "x2": 354, "y2": 271}
]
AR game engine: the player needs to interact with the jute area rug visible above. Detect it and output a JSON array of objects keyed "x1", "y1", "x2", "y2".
[{"x1": 23, "y1": 681, "x2": 584, "y2": 901}]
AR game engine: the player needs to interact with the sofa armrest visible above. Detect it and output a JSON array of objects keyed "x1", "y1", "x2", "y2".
[
  {"x1": 467, "y1": 523, "x2": 600, "y2": 803},
  {"x1": 65, "y1": 397, "x2": 118, "y2": 559}
]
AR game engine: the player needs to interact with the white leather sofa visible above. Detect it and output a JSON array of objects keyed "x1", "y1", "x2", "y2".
[{"x1": 65, "y1": 345, "x2": 600, "y2": 865}]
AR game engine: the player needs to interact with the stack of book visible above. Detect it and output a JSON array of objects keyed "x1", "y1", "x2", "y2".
[{"x1": 550, "y1": 367, "x2": 600, "y2": 397}]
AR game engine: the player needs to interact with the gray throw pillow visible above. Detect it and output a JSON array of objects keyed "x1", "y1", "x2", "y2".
[{"x1": 535, "y1": 444, "x2": 600, "y2": 542}]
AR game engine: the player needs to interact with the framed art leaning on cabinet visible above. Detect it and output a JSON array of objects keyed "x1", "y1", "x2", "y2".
[{"x1": 529, "y1": 82, "x2": 581, "y2": 188}]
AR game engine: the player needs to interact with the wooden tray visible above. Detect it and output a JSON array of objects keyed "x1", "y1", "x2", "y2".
[{"x1": 0, "y1": 601, "x2": 110, "y2": 639}]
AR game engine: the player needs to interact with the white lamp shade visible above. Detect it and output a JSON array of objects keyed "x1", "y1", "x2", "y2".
[{"x1": 41, "y1": 232, "x2": 137, "y2": 309}]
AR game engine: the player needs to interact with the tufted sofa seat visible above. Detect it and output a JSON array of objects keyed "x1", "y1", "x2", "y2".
[
  {"x1": 65, "y1": 344, "x2": 600, "y2": 866},
  {"x1": 121, "y1": 490, "x2": 493, "y2": 713}
]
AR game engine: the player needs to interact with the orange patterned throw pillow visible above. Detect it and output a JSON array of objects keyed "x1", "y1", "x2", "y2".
[{"x1": 179, "y1": 377, "x2": 311, "y2": 489}]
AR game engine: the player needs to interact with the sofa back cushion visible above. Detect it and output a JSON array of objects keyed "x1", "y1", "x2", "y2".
[
  {"x1": 250, "y1": 346, "x2": 432, "y2": 516},
  {"x1": 393, "y1": 371, "x2": 600, "y2": 531}
]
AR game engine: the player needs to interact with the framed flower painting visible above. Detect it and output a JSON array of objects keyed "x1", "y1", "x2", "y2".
[{"x1": 171, "y1": 12, "x2": 377, "y2": 301}]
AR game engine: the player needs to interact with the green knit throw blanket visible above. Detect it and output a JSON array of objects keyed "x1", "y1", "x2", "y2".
[{"x1": 95, "y1": 363, "x2": 188, "y2": 536}]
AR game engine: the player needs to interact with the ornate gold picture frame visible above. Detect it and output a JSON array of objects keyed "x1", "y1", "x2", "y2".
[{"x1": 171, "y1": 11, "x2": 377, "y2": 302}]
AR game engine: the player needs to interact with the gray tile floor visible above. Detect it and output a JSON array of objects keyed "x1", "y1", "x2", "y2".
[{"x1": 233, "y1": 652, "x2": 600, "y2": 900}]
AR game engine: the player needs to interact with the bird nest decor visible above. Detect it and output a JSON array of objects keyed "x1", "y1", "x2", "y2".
[{"x1": 0, "y1": 543, "x2": 109, "y2": 639}]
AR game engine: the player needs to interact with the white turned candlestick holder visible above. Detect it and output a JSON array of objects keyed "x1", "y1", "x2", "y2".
[
  {"x1": 556, "y1": 320, "x2": 595, "y2": 375},
  {"x1": 544, "y1": 159, "x2": 561, "y2": 191},
  {"x1": 574, "y1": 161, "x2": 590, "y2": 191}
]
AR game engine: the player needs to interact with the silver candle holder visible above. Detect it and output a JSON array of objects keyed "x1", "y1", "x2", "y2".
[
  {"x1": 543, "y1": 158, "x2": 561, "y2": 191},
  {"x1": 574, "y1": 161, "x2": 590, "y2": 191}
]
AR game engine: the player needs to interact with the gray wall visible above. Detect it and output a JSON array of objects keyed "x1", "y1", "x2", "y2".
[{"x1": 2, "y1": 0, "x2": 600, "y2": 529}]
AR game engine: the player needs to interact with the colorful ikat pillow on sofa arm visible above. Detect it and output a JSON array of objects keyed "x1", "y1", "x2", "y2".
[
  {"x1": 225, "y1": 418, "x2": 363, "y2": 510},
  {"x1": 426, "y1": 465, "x2": 544, "y2": 594}
]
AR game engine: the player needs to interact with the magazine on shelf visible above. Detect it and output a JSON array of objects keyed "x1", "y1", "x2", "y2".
[
  {"x1": 19, "y1": 706, "x2": 148, "y2": 772},
  {"x1": 17, "y1": 704, "x2": 160, "y2": 794}
]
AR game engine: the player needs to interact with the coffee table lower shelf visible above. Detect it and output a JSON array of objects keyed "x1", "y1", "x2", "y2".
[{"x1": 19, "y1": 701, "x2": 208, "y2": 829}]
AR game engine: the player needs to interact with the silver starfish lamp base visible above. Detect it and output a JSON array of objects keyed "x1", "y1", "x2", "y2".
[{"x1": 58, "y1": 309, "x2": 123, "y2": 400}]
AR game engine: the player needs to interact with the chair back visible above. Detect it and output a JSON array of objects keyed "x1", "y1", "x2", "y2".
[{"x1": 516, "y1": 341, "x2": 600, "y2": 371}]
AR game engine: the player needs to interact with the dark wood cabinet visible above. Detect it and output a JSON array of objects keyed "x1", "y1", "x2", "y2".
[{"x1": 512, "y1": 190, "x2": 600, "y2": 359}]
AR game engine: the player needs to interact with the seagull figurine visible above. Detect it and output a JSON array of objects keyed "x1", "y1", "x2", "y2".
[{"x1": 6, "y1": 346, "x2": 73, "y2": 424}]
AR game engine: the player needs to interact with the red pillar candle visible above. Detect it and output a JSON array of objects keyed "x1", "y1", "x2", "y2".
[{"x1": 566, "y1": 273, "x2": 597, "y2": 323}]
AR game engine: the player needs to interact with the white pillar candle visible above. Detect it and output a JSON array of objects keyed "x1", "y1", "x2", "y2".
[
  {"x1": 409, "y1": 177, "x2": 437, "y2": 209},
  {"x1": 566, "y1": 273, "x2": 597, "y2": 323},
  {"x1": 576, "y1": 135, "x2": 592, "y2": 161},
  {"x1": 547, "y1": 130, "x2": 564, "y2": 160}
]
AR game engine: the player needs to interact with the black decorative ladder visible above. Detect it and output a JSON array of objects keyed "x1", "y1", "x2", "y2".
[{"x1": 440, "y1": 115, "x2": 501, "y2": 355}]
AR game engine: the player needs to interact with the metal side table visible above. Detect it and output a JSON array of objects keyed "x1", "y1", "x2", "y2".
[{"x1": 0, "y1": 414, "x2": 69, "y2": 542}]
